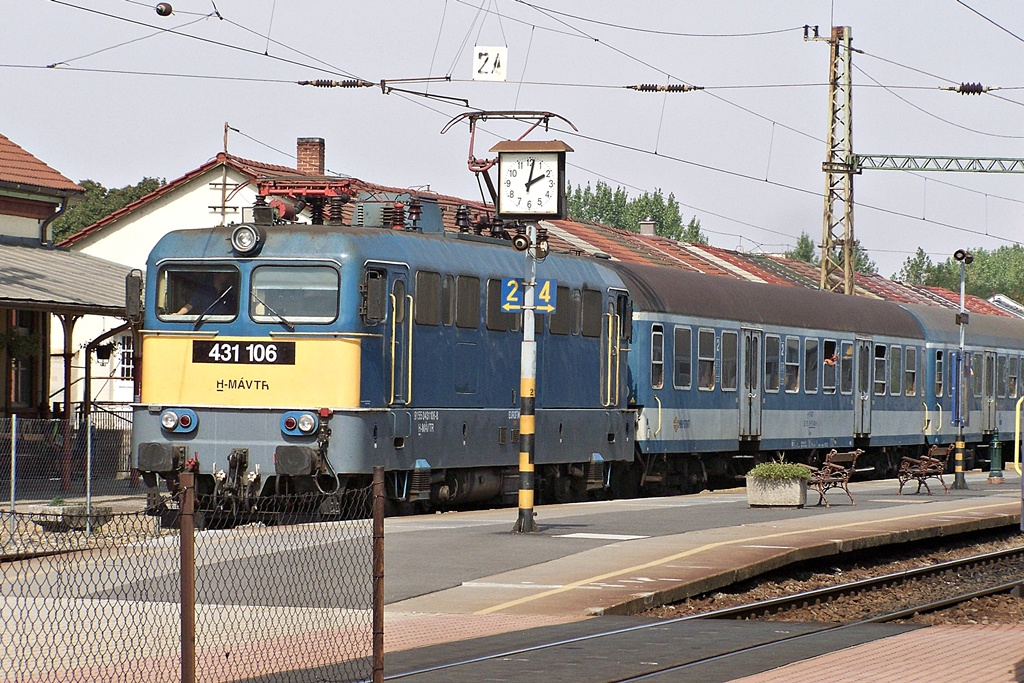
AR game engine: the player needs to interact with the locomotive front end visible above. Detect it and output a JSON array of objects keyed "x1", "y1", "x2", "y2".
[{"x1": 133, "y1": 226, "x2": 366, "y2": 525}]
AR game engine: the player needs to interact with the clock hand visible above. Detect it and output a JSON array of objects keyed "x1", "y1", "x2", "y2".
[
  {"x1": 525, "y1": 167, "x2": 546, "y2": 191},
  {"x1": 524, "y1": 159, "x2": 537, "y2": 189}
]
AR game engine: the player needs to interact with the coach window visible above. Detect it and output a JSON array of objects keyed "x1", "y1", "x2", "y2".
[
  {"x1": 934, "y1": 350, "x2": 944, "y2": 397},
  {"x1": 581, "y1": 289, "x2": 602, "y2": 338},
  {"x1": 784, "y1": 336, "x2": 800, "y2": 393},
  {"x1": 972, "y1": 352, "x2": 983, "y2": 398},
  {"x1": 822, "y1": 340, "x2": 837, "y2": 393},
  {"x1": 674, "y1": 325, "x2": 692, "y2": 389},
  {"x1": 455, "y1": 275, "x2": 480, "y2": 329},
  {"x1": 873, "y1": 344, "x2": 887, "y2": 396},
  {"x1": 722, "y1": 331, "x2": 738, "y2": 391},
  {"x1": 997, "y1": 354, "x2": 1008, "y2": 398},
  {"x1": 889, "y1": 345, "x2": 902, "y2": 396},
  {"x1": 549, "y1": 286, "x2": 570, "y2": 335},
  {"x1": 905, "y1": 347, "x2": 917, "y2": 396},
  {"x1": 804, "y1": 338, "x2": 819, "y2": 393},
  {"x1": 415, "y1": 271, "x2": 441, "y2": 326},
  {"x1": 651, "y1": 324, "x2": 665, "y2": 389},
  {"x1": 840, "y1": 341, "x2": 854, "y2": 395},
  {"x1": 570, "y1": 289, "x2": 583, "y2": 335},
  {"x1": 1009, "y1": 356, "x2": 1019, "y2": 399},
  {"x1": 250, "y1": 265, "x2": 338, "y2": 325},
  {"x1": 698, "y1": 328, "x2": 716, "y2": 390},
  {"x1": 764, "y1": 334, "x2": 780, "y2": 393}
]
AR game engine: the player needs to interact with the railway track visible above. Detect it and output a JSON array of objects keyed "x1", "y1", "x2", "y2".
[{"x1": 385, "y1": 546, "x2": 1024, "y2": 682}]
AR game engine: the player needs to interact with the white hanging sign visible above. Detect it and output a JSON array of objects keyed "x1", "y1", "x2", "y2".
[{"x1": 473, "y1": 45, "x2": 507, "y2": 81}]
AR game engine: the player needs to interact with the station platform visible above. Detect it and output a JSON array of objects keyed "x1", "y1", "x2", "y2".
[{"x1": 383, "y1": 470, "x2": 1024, "y2": 680}]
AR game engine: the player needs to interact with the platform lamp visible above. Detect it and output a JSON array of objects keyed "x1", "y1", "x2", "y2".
[{"x1": 953, "y1": 248, "x2": 973, "y2": 490}]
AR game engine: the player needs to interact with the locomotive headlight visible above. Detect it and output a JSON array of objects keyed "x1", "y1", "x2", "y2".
[
  {"x1": 160, "y1": 411, "x2": 180, "y2": 430},
  {"x1": 297, "y1": 414, "x2": 317, "y2": 434},
  {"x1": 230, "y1": 224, "x2": 265, "y2": 255}
]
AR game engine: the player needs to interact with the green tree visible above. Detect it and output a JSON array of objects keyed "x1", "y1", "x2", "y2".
[
  {"x1": 924, "y1": 245, "x2": 1024, "y2": 302},
  {"x1": 566, "y1": 180, "x2": 693, "y2": 241},
  {"x1": 673, "y1": 216, "x2": 708, "y2": 245},
  {"x1": 893, "y1": 247, "x2": 934, "y2": 284},
  {"x1": 52, "y1": 177, "x2": 165, "y2": 241},
  {"x1": 786, "y1": 232, "x2": 818, "y2": 264},
  {"x1": 846, "y1": 241, "x2": 877, "y2": 275}
]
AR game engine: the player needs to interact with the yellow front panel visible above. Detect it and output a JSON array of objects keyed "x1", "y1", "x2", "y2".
[{"x1": 141, "y1": 336, "x2": 361, "y2": 408}]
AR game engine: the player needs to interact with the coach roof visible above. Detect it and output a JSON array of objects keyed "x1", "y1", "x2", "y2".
[{"x1": 610, "y1": 262, "x2": 925, "y2": 338}]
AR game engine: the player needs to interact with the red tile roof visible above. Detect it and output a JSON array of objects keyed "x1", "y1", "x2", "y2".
[{"x1": 0, "y1": 133, "x2": 83, "y2": 194}]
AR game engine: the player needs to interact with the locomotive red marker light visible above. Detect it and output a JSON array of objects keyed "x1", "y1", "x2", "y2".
[
  {"x1": 283, "y1": 416, "x2": 297, "y2": 430},
  {"x1": 178, "y1": 413, "x2": 193, "y2": 429}
]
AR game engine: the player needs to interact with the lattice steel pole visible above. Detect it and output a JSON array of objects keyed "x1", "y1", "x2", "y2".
[{"x1": 813, "y1": 26, "x2": 856, "y2": 294}]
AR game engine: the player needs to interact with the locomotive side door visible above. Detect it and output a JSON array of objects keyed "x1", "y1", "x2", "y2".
[
  {"x1": 384, "y1": 265, "x2": 412, "y2": 406},
  {"x1": 739, "y1": 328, "x2": 762, "y2": 439},
  {"x1": 854, "y1": 338, "x2": 872, "y2": 436}
]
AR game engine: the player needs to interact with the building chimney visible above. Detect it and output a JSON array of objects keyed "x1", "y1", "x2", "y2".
[
  {"x1": 297, "y1": 137, "x2": 325, "y2": 175},
  {"x1": 639, "y1": 216, "x2": 656, "y2": 236}
]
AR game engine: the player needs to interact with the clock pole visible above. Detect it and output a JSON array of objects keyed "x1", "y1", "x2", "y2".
[{"x1": 513, "y1": 221, "x2": 540, "y2": 533}]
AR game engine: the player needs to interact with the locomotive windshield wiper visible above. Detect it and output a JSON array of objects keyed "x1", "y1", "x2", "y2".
[
  {"x1": 192, "y1": 286, "x2": 234, "y2": 331},
  {"x1": 249, "y1": 290, "x2": 296, "y2": 332}
]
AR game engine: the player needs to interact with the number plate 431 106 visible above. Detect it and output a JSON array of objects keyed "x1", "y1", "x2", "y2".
[{"x1": 192, "y1": 340, "x2": 296, "y2": 365}]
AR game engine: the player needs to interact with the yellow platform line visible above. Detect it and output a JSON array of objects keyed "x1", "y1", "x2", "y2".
[{"x1": 476, "y1": 501, "x2": 1018, "y2": 615}]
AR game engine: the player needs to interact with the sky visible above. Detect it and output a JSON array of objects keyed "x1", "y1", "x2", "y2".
[{"x1": 3, "y1": 0, "x2": 1024, "y2": 278}]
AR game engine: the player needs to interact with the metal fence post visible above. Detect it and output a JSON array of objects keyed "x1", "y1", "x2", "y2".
[
  {"x1": 372, "y1": 466, "x2": 384, "y2": 683},
  {"x1": 180, "y1": 471, "x2": 196, "y2": 683},
  {"x1": 8, "y1": 411, "x2": 15, "y2": 540},
  {"x1": 85, "y1": 415, "x2": 93, "y2": 536}
]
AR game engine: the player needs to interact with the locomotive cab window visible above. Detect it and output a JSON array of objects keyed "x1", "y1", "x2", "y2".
[
  {"x1": 673, "y1": 325, "x2": 692, "y2": 390},
  {"x1": 764, "y1": 334, "x2": 780, "y2": 393},
  {"x1": 581, "y1": 288, "x2": 602, "y2": 338},
  {"x1": 248, "y1": 266, "x2": 339, "y2": 325},
  {"x1": 651, "y1": 324, "x2": 664, "y2": 389},
  {"x1": 158, "y1": 266, "x2": 240, "y2": 321}
]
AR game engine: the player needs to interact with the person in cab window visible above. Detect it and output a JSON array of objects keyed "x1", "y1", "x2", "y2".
[{"x1": 177, "y1": 271, "x2": 236, "y2": 315}]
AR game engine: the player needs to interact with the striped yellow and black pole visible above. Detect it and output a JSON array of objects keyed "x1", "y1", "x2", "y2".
[{"x1": 513, "y1": 223, "x2": 539, "y2": 533}]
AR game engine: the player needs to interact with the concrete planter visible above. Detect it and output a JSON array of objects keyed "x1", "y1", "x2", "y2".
[
  {"x1": 28, "y1": 504, "x2": 113, "y2": 532},
  {"x1": 746, "y1": 476, "x2": 807, "y2": 508}
]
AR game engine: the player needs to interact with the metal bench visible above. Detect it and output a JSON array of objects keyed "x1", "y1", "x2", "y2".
[
  {"x1": 801, "y1": 449, "x2": 863, "y2": 507},
  {"x1": 898, "y1": 444, "x2": 953, "y2": 495}
]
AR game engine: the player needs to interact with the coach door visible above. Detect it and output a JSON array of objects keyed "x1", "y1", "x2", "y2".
[
  {"x1": 600, "y1": 291, "x2": 631, "y2": 408},
  {"x1": 854, "y1": 338, "x2": 872, "y2": 436},
  {"x1": 982, "y1": 350, "x2": 997, "y2": 432},
  {"x1": 739, "y1": 328, "x2": 762, "y2": 439},
  {"x1": 385, "y1": 266, "x2": 412, "y2": 406}
]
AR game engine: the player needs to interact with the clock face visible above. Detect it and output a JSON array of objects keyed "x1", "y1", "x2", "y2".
[{"x1": 497, "y1": 152, "x2": 562, "y2": 217}]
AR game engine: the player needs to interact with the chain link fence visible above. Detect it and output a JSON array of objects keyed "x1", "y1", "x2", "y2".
[
  {"x1": 1, "y1": 470, "x2": 384, "y2": 683},
  {"x1": 1, "y1": 410, "x2": 141, "y2": 515}
]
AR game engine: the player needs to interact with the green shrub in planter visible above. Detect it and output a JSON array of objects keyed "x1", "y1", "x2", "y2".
[{"x1": 746, "y1": 462, "x2": 811, "y2": 481}]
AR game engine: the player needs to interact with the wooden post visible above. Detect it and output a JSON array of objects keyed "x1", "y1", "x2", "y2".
[{"x1": 180, "y1": 471, "x2": 196, "y2": 683}]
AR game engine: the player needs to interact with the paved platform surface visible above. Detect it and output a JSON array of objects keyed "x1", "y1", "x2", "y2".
[{"x1": 383, "y1": 470, "x2": 1024, "y2": 681}]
